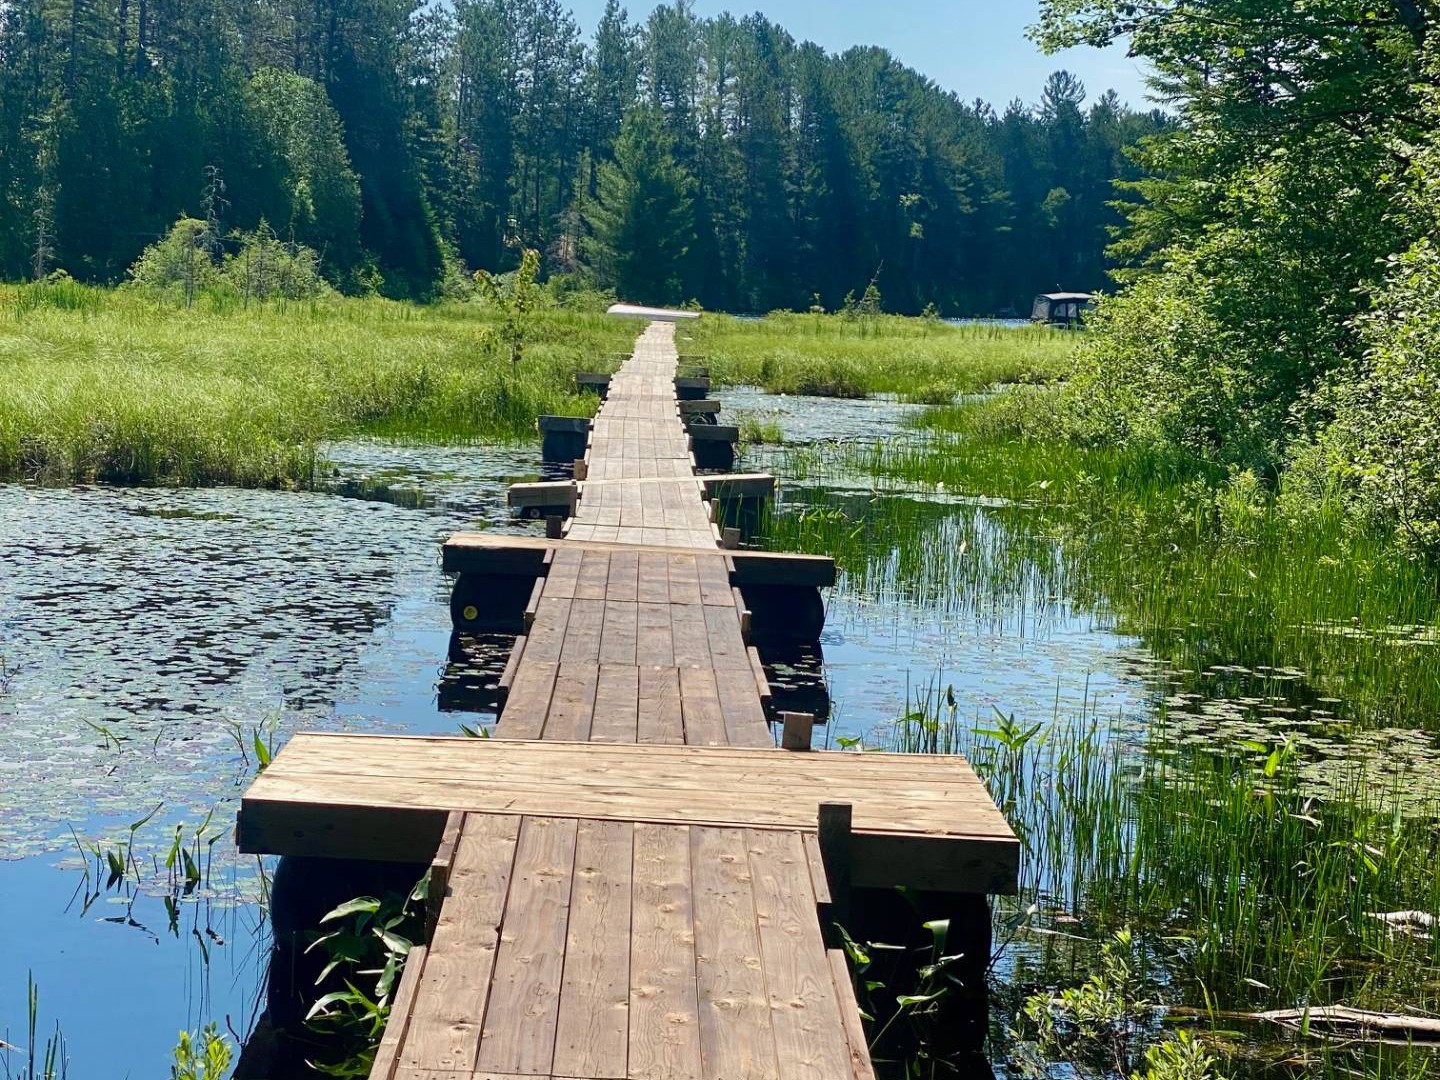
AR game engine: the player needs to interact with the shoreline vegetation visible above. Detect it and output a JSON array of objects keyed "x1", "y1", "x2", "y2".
[
  {"x1": 0, "y1": 282, "x2": 632, "y2": 486},
  {"x1": 0, "y1": 282, "x2": 1079, "y2": 487}
]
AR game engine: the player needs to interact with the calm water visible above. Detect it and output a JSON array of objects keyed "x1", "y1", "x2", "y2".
[{"x1": 1, "y1": 397, "x2": 1154, "y2": 1076}]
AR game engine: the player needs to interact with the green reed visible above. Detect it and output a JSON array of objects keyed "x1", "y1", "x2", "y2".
[
  {"x1": 684, "y1": 312, "x2": 1077, "y2": 401},
  {"x1": 766, "y1": 419, "x2": 1440, "y2": 735},
  {"x1": 0, "y1": 283, "x2": 635, "y2": 487},
  {"x1": 889, "y1": 688, "x2": 1440, "y2": 1079}
]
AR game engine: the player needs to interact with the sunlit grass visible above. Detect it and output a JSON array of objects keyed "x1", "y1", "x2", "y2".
[
  {"x1": 685, "y1": 311, "x2": 1078, "y2": 401},
  {"x1": 886, "y1": 689, "x2": 1440, "y2": 1080},
  {"x1": 0, "y1": 282, "x2": 634, "y2": 486}
]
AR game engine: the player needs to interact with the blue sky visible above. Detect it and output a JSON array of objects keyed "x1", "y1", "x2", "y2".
[{"x1": 568, "y1": 0, "x2": 1153, "y2": 112}]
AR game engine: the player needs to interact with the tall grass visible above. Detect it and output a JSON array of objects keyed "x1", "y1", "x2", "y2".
[
  {"x1": 887, "y1": 691, "x2": 1440, "y2": 1079},
  {"x1": 766, "y1": 406, "x2": 1440, "y2": 733},
  {"x1": 685, "y1": 312, "x2": 1078, "y2": 401},
  {"x1": 0, "y1": 283, "x2": 635, "y2": 486}
]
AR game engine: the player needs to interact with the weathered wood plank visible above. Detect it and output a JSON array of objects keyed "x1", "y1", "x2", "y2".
[
  {"x1": 590, "y1": 664, "x2": 640, "y2": 743},
  {"x1": 372, "y1": 942, "x2": 428, "y2": 1080},
  {"x1": 544, "y1": 663, "x2": 599, "y2": 741},
  {"x1": 629, "y1": 824, "x2": 702, "y2": 1080},
  {"x1": 636, "y1": 666, "x2": 683, "y2": 745},
  {"x1": 477, "y1": 816, "x2": 579, "y2": 1075},
  {"x1": 400, "y1": 814, "x2": 520, "y2": 1072},
  {"x1": 495, "y1": 661, "x2": 558, "y2": 740},
  {"x1": 827, "y1": 950, "x2": 877, "y2": 1080},
  {"x1": 746, "y1": 829, "x2": 854, "y2": 1080},
  {"x1": 553, "y1": 819, "x2": 633, "y2": 1078},
  {"x1": 691, "y1": 826, "x2": 778, "y2": 1080}
]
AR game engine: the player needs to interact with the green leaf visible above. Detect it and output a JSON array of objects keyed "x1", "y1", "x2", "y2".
[{"x1": 321, "y1": 897, "x2": 381, "y2": 923}]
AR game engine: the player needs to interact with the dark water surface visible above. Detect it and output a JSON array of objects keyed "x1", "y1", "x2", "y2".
[{"x1": 2, "y1": 400, "x2": 1154, "y2": 1076}]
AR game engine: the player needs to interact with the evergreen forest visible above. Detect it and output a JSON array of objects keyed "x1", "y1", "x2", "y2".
[{"x1": 0, "y1": 0, "x2": 1166, "y2": 311}]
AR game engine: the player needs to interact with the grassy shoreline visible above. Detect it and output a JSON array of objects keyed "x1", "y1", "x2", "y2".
[
  {"x1": 687, "y1": 311, "x2": 1077, "y2": 402},
  {"x1": 0, "y1": 283, "x2": 634, "y2": 486},
  {"x1": 0, "y1": 287, "x2": 1078, "y2": 488}
]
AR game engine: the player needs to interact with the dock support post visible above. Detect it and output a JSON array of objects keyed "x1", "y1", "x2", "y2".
[
  {"x1": 781, "y1": 712, "x2": 815, "y2": 750},
  {"x1": 818, "y1": 802, "x2": 853, "y2": 930}
]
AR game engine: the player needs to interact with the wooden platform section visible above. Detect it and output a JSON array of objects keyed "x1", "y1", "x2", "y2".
[
  {"x1": 443, "y1": 534, "x2": 834, "y2": 587},
  {"x1": 239, "y1": 735, "x2": 1020, "y2": 893},
  {"x1": 370, "y1": 812, "x2": 874, "y2": 1080}
]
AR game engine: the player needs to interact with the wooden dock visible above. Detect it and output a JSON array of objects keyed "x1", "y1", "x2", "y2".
[{"x1": 237, "y1": 321, "x2": 1019, "y2": 1080}]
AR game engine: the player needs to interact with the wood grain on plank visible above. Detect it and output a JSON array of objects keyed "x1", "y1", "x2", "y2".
[
  {"x1": 637, "y1": 666, "x2": 684, "y2": 745},
  {"x1": 544, "y1": 663, "x2": 600, "y2": 741},
  {"x1": 678, "y1": 667, "x2": 728, "y2": 747},
  {"x1": 635, "y1": 603, "x2": 675, "y2": 667},
  {"x1": 495, "y1": 661, "x2": 559, "y2": 740},
  {"x1": 690, "y1": 826, "x2": 779, "y2": 1080},
  {"x1": 629, "y1": 824, "x2": 702, "y2": 1080},
  {"x1": 478, "y1": 816, "x2": 579, "y2": 1075},
  {"x1": 599, "y1": 600, "x2": 639, "y2": 666},
  {"x1": 523, "y1": 598, "x2": 573, "y2": 663},
  {"x1": 746, "y1": 829, "x2": 854, "y2": 1080},
  {"x1": 556, "y1": 595, "x2": 604, "y2": 665},
  {"x1": 400, "y1": 814, "x2": 520, "y2": 1072},
  {"x1": 554, "y1": 819, "x2": 634, "y2": 1078},
  {"x1": 591, "y1": 664, "x2": 640, "y2": 743}
]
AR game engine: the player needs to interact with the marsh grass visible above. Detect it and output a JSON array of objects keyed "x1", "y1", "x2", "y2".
[
  {"x1": 683, "y1": 312, "x2": 1078, "y2": 401},
  {"x1": 0, "y1": 283, "x2": 633, "y2": 486},
  {"x1": 888, "y1": 689, "x2": 1440, "y2": 1079},
  {"x1": 765, "y1": 409, "x2": 1440, "y2": 733}
]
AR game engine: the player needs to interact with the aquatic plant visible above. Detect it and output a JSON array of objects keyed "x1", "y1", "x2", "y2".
[
  {"x1": 302, "y1": 878, "x2": 427, "y2": 1078},
  {"x1": 168, "y1": 1025, "x2": 230, "y2": 1080},
  {"x1": 0, "y1": 976, "x2": 66, "y2": 1080},
  {"x1": 767, "y1": 423, "x2": 1440, "y2": 735},
  {"x1": 1008, "y1": 929, "x2": 1222, "y2": 1080},
  {"x1": 736, "y1": 412, "x2": 784, "y2": 445}
]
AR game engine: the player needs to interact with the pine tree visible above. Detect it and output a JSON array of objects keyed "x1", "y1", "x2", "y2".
[{"x1": 584, "y1": 107, "x2": 695, "y2": 305}]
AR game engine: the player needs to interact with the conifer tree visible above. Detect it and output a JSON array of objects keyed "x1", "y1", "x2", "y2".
[{"x1": 584, "y1": 107, "x2": 695, "y2": 305}]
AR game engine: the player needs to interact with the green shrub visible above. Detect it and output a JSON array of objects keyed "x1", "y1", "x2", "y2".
[
  {"x1": 1323, "y1": 238, "x2": 1440, "y2": 554},
  {"x1": 221, "y1": 221, "x2": 334, "y2": 302}
]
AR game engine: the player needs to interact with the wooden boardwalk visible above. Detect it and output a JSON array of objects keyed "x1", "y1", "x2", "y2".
[
  {"x1": 238, "y1": 321, "x2": 1019, "y2": 1080},
  {"x1": 493, "y1": 323, "x2": 770, "y2": 747}
]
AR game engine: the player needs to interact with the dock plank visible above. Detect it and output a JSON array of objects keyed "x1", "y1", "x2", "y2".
[
  {"x1": 554, "y1": 819, "x2": 634, "y2": 1078},
  {"x1": 691, "y1": 826, "x2": 779, "y2": 1080},
  {"x1": 477, "y1": 816, "x2": 579, "y2": 1075},
  {"x1": 747, "y1": 829, "x2": 854, "y2": 1080},
  {"x1": 628, "y1": 824, "x2": 702, "y2": 1080},
  {"x1": 400, "y1": 814, "x2": 520, "y2": 1073}
]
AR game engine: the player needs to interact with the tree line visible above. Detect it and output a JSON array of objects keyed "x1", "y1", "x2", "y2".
[{"x1": 0, "y1": 0, "x2": 1166, "y2": 312}]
